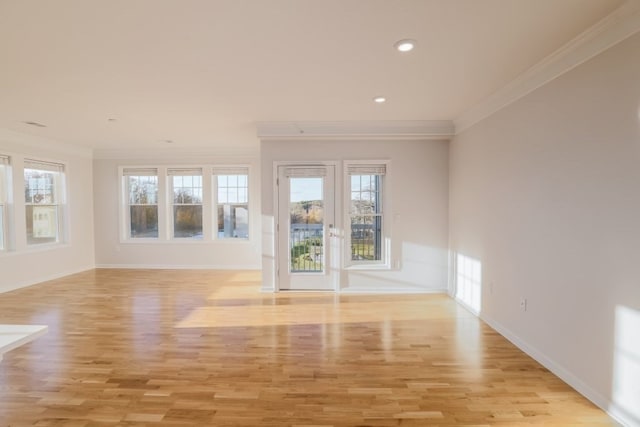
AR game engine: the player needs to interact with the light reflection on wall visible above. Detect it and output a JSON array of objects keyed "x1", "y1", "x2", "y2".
[
  {"x1": 611, "y1": 305, "x2": 640, "y2": 425},
  {"x1": 455, "y1": 254, "x2": 482, "y2": 314}
]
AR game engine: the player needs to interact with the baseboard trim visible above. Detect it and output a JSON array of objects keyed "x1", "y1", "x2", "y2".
[
  {"x1": 608, "y1": 405, "x2": 639, "y2": 427},
  {"x1": 338, "y1": 287, "x2": 448, "y2": 294},
  {"x1": 476, "y1": 309, "x2": 629, "y2": 427},
  {"x1": 0, "y1": 265, "x2": 95, "y2": 294},
  {"x1": 95, "y1": 264, "x2": 261, "y2": 270}
]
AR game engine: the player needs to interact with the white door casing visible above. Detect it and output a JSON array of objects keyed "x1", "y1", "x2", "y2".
[{"x1": 276, "y1": 164, "x2": 337, "y2": 291}]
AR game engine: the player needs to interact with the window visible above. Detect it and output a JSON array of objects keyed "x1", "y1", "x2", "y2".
[
  {"x1": 0, "y1": 155, "x2": 9, "y2": 250},
  {"x1": 24, "y1": 159, "x2": 65, "y2": 245},
  {"x1": 119, "y1": 165, "x2": 251, "y2": 242},
  {"x1": 348, "y1": 164, "x2": 386, "y2": 263},
  {"x1": 124, "y1": 168, "x2": 158, "y2": 239},
  {"x1": 169, "y1": 168, "x2": 203, "y2": 239},
  {"x1": 214, "y1": 167, "x2": 249, "y2": 239}
]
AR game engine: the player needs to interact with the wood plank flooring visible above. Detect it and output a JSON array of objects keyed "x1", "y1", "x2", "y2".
[{"x1": 0, "y1": 269, "x2": 615, "y2": 426}]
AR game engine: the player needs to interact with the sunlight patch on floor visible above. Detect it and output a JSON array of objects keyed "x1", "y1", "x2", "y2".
[{"x1": 176, "y1": 299, "x2": 456, "y2": 328}]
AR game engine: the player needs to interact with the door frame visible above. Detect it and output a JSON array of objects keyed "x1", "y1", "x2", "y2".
[{"x1": 273, "y1": 160, "x2": 341, "y2": 292}]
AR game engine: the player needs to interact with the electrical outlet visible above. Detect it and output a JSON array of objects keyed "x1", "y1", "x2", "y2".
[{"x1": 520, "y1": 297, "x2": 527, "y2": 311}]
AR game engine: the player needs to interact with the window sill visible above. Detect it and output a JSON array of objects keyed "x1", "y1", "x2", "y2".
[
  {"x1": 344, "y1": 263, "x2": 391, "y2": 271},
  {"x1": 0, "y1": 242, "x2": 70, "y2": 258},
  {"x1": 119, "y1": 238, "x2": 251, "y2": 245},
  {"x1": 216, "y1": 238, "x2": 250, "y2": 243}
]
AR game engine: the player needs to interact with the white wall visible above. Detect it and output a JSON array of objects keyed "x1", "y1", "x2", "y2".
[
  {"x1": 261, "y1": 139, "x2": 449, "y2": 293},
  {"x1": 93, "y1": 151, "x2": 261, "y2": 269},
  {"x1": 450, "y1": 33, "x2": 640, "y2": 425},
  {"x1": 0, "y1": 130, "x2": 95, "y2": 293}
]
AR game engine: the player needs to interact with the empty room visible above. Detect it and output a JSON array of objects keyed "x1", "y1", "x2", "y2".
[{"x1": 0, "y1": 0, "x2": 639, "y2": 425}]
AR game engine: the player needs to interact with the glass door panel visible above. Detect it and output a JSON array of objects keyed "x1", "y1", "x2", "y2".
[{"x1": 289, "y1": 177, "x2": 324, "y2": 273}]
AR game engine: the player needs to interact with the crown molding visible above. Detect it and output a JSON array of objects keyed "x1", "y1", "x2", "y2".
[
  {"x1": 92, "y1": 146, "x2": 259, "y2": 160},
  {"x1": 256, "y1": 120, "x2": 454, "y2": 140},
  {"x1": 454, "y1": 0, "x2": 640, "y2": 134}
]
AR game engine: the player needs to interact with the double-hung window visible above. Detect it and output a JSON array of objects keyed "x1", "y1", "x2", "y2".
[
  {"x1": 169, "y1": 168, "x2": 203, "y2": 239},
  {"x1": 124, "y1": 168, "x2": 158, "y2": 239},
  {"x1": 24, "y1": 159, "x2": 66, "y2": 245},
  {"x1": 347, "y1": 164, "x2": 386, "y2": 264},
  {"x1": 213, "y1": 167, "x2": 249, "y2": 239},
  {"x1": 0, "y1": 155, "x2": 9, "y2": 250}
]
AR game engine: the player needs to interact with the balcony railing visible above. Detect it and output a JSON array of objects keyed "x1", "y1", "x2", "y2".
[{"x1": 290, "y1": 224, "x2": 323, "y2": 272}]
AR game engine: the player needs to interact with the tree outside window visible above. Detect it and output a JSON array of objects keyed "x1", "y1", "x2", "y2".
[
  {"x1": 24, "y1": 160, "x2": 65, "y2": 245},
  {"x1": 125, "y1": 170, "x2": 158, "y2": 238}
]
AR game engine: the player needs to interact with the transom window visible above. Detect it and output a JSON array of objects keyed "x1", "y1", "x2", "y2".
[
  {"x1": 124, "y1": 168, "x2": 158, "y2": 239},
  {"x1": 214, "y1": 167, "x2": 249, "y2": 239},
  {"x1": 347, "y1": 164, "x2": 386, "y2": 263},
  {"x1": 24, "y1": 159, "x2": 65, "y2": 245},
  {"x1": 169, "y1": 168, "x2": 203, "y2": 239}
]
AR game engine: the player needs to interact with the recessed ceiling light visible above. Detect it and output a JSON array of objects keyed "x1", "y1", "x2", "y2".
[
  {"x1": 162, "y1": 139, "x2": 174, "y2": 144},
  {"x1": 373, "y1": 96, "x2": 386, "y2": 104},
  {"x1": 107, "y1": 118, "x2": 117, "y2": 122},
  {"x1": 394, "y1": 39, "x2": 416, "y2": 52}
]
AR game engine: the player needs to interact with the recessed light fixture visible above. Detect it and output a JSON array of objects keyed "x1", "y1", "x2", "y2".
[
  {"x1": 107, "y1": 118, "x2": 117, "y2": 122},
  {"x1": 162, "y1": 139, "x2": 174, "y2": 144},
  {"x1": 23, "y1": 121, "x2": 47, "y2": 128},
  {"x1": 394, "y1": 39, "x2": 416, "y2": 52},
  {"x1": 373, "y1": 96, "x2": 387, "y2": 104}
]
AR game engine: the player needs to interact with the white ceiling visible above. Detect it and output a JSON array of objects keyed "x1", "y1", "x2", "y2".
[{"x1": 0, "y1": 0, "x2": 625, "y2": 151}]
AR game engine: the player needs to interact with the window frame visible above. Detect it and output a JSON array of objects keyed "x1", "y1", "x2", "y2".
[
  {"x1": 168, "y1": 168, "x2": 204, "y2": 240},
  {"x1": 122, "y1": 167, "x2": 160, "y2": 241},
  {"x1": 344, "y1": 161, "x2": 390, "y2": 269},
  {"x1": 213, "y1": 166, "x2": 250, "y2": 241},
  {"x1": 0, "y1": 155, "x2": 9, "y2": 252},
  {"x1": 23, "y1": 158, "x2": 67, "y2": 247},
  {"x1": 118, "y1": 165, "x2": 251, "y2": 243}
]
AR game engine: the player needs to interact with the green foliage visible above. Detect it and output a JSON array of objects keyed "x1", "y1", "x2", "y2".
[
  {"x1": 351, "y1": 242, "x2": 376, "y2": 260},
  {"x1": 290, "y1": 237, "x2": 323, "y2": 271}
]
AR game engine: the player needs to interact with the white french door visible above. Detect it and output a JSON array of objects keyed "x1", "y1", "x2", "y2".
[{"x1": 277, "y1": 165, "x2": 337, "y2": 290}]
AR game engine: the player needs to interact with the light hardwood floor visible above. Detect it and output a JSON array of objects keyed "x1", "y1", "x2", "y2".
[{"x1": 0, "y1": 269, "x2": 615, "y2": 426}]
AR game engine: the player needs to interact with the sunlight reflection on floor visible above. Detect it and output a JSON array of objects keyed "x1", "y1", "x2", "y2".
[{"x1": 176, "y1": 297, "x2": 461, "y2": 328}]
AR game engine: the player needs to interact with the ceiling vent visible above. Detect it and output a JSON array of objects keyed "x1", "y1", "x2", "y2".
[{"x1": 23, "y1": 121, "x2": 47, "y2": 128}]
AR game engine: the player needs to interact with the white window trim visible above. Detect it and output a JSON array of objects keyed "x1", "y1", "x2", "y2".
[
  {"x1": 168, "y1": 167, "x2": 205, "y2": 240},
  {"x1": 0, "y1": 202, "x2": 5, "y2": 252},
  {"x1": 121, "y1": 166, "x2": 160, "y2": 242},
  {"x1": 0, "y1": 155, "x2": 9, "y2": 252},
  {"x1": 213, "y1": 165, "x2": 250, "y2": 241},
  {"x1": 343, "y1": 160, "x2": 391, "y2": 269},
  {"x1": 23, "y1": 158, "x2": 67, "y2": 247},
  {"x1": 118, "y1": 165, "x2": 252, "y2": 244}
]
